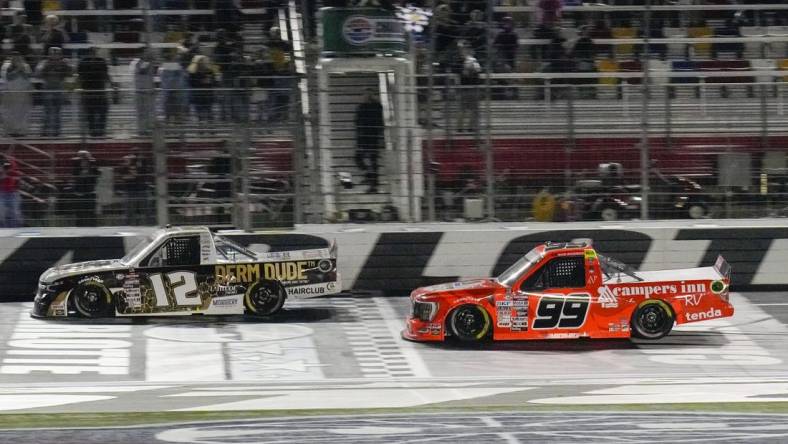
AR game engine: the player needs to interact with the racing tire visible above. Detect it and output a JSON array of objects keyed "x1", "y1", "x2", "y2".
[
  {"x1": 71, "y1": 281, "x2": 114, "y2": 318},
  {"x1": 599, "y1": 206, "x2": 619, "y2": 221},
  {"x1": 245, "y1": 280, "x2": 286, "y2": 316},
  {"x1": 631, "y1": 300, "x2": 674, "y2": 340},
  {"x1": 448, "y1": 304, "x2": 491, "y2": 343},
  {"x1": 687, "y1": 203, "x2": 706, "y2": 219}
]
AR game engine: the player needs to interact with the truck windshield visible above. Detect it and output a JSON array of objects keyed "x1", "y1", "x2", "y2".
[{"x1": 497, "y1": 249, "x2": 543, "y2": 286}]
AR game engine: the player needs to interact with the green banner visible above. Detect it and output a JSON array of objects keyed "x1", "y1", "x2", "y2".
[{"x1": 321, "y1": 7, "x2": 406, "y2": 57}]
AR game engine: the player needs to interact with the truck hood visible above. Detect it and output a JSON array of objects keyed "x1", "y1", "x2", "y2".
[
  {"x1": 40, "y1": 259, "x2": 125, "y2": 283},
  {"x1": 412, "y1": 278, "x2": 503, "y2": 298}
]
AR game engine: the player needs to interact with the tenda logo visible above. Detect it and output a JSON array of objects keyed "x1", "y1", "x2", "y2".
[{"x1": 685, "y1": 308, "x2": 722, "y2": 321}]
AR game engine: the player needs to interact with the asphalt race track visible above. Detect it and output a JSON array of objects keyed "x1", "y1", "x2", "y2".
[
  {"x1": 3, "y1": 412, "x2": 788, "y2": 443},
  {"x1": 0, "y1": 292, "x2": 787, "y2": 441}
]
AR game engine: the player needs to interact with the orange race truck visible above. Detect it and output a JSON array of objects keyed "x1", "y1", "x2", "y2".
[{"x1": 403, "y1": 240, "x2": 732, "y2": 343}]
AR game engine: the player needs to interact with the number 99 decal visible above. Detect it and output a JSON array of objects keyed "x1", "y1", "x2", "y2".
[{"x1": 532, "y1": 293, "x2": 591, "y2": 329}]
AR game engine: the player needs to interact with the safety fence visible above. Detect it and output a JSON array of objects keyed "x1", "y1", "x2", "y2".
[{"x1": 1, "y1": 221, "x2": 787, "y2": 301}]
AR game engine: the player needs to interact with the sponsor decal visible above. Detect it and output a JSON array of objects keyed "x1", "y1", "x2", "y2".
[
  {"x1": 711, "y1": 280, "x2": 726, "y2": 294},
  {"x1": 677, "y1": 294, "x2": 703, "y2": 307},
  {"x1": 607, "y1": 283, "x2": 682, "y2": 299},
  {"x1": 50, "y1": 301, "x2": 66, "y2": 317},
  {"x1": 340, "y1": 14, "x2": 404, "y2": 47},
  {"x1": 200, "y1": 233, "x2": 212, "y2": 263},
  {"x1": 215, "y1": 260, "x2": 322, "y2": 285},
  {"x1": 608, "y1": 322, "x2": 619, "y2": 332},
  {"x1": 343, "y1": 16, "x2": 374, "y2": 45},
  {"x1": 545, "y1": 332, "x2": 581, "y2": 339},
  {"x1": 584, "y1": 250, "x2": 597, "y2": 261},
  {"x1": 122, "y1": 270, "x2": 142, "y2": 309},
  {"x1": 686, "y1": 308, "x2": 722, "y2": 322},
  {"x1": 428, "y1": 323, "x2": 441, "y2": 335},
  {"x1": 287, "y1": 286, "x2": 326, "y2": 296},
  {"x1": 78, "y1": 275, "x2": 104, "y2": 285},
  {"x1": 597, "y1": 285, "x2": 618, "y2": 308},
  {"x1": 212, "y1": 297, "x2": 239, "y2": 307},
  {"x1": 318, "y1": 259, "x2": 333, "y2": 273}
]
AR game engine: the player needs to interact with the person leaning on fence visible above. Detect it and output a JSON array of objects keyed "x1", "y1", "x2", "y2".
[
  {"x1": 1, "y1": 53, "x2": 33, "y2": 138},
  {"x1": 494, "y1": 16, "x2": 519, "y2": 72},
  {"x1": 187, "y1": 55, "x2": 219, "y2": 123},
  {"x1": 77, "y1": 47, "x2": 113, "y2": 138},
  {"x1": 71, "y1": 150, "x2": 99, "y2": 227},
  {"x1": 0, "y1": 155, "x2": 23, "y2": 228},
  {"x1": 455, "y1": 41, "x2": 481, "y2": 135},
  {"x1": 132, "y1": 49, "x2": 156, "y2": 136},
  {"x1": 355, "y1": 88, "x2": 384, "y2": 194},
  {"x1": 118, "y1": 153, "x2": 148, "y2": 225},
  {"x1": 265, "y1": 26, "x2": 293, "y2": 124},
  {"x1": 35, "y1": 47, "x2": 73, "y2": 137},
  {"x1": 158, "y1": 50, "x2": 189, "y2": 124}
]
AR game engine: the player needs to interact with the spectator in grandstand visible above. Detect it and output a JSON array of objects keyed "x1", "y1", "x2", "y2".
[
  {"x1": 23, "y1": 0, "x2": 42, "y2": 27},
  {"x1": 531, "y1": 22, "x2": 559, "y2": 64},
  {"x1": 266, "y1": 26, "x2": 293, "y2": 124},
  {"x1": 77, "y1": 47, "x2": 113, "y2": 138},
  {"x1": 494, "y1": 16, "x2": 518, "y2": 72},
  {"x1": 159, "y1": 50, "x2": 190, "y2": 123},
  {"x1": 222, "y1": 50, "x2": 252, "y2": 123},
  {"x1": 71, "y1": 150, "x2": 99, "y2": 227},
  {"x1": 132, "y1": 49, "x2": 156, "y2": 136},
  {"x1": 178, "y1": 32, "x2": 201, "y2": 68},
  {"x1": 35, "y1": 47, "x2": 73, "y2": 137},
  {"x1": 0, "y1": 155, "x2": 22, "y2": 227},
  {"x1": 589, "y1": 20, "x2": 613, "y2": 58},
  {"x1": 455, "y1": 41, "x2": 481, "y2": 134},
  {"x1": 5, "y1": 13, "x2": 35, "y2": 63},
  {"x1": 118, "y1": 153, "x2": 148, "y2": 225},
  {"x1": 636, "y1": 19, "x2": 667, "y2": 60},
  {"x1": 543, "y1": 36, "x2": 573, "y2": 100},
  {"x1": 215, "y1": 0, "x2": 241, "y2": 33},
  {"x1": 355, "y1": 88, "x2": 384, "y2": 194},
  {"x1": 462, "y1": 9, "x2": 487, "y2": 66},
  {"x1": 714, "y1": 17, "x2": 744, "y2": 59},
  {"x1": 572, "y1": 26, "x2": 597, "y2": 99},
  {"x1": 432, "y1": 4, "x2": 457, "y2": 69},
  {"x1": 39, "y1": 14, "x2": 67, "y2": 56},
  {"x1": 187, "y1": 54, "x2": 219, "y2": 123},
  {"x1": 537, "y1": 0, "x2": 562, "y2": 28},
  {"x1": 1, "y1": 53, "x2": 33, "y2": 138}
]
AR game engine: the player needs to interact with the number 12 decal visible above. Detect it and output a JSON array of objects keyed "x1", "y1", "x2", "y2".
[
  {"x1": 149, "y1": 271, "x2": 200, "y2": 307},
  {"x1": 532, "y1": 293, "x2": 591, "y2": 329}
]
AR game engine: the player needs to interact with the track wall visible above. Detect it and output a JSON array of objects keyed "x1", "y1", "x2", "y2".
[{"x1": 1, "y1": 221, "x2": 786, "y2": 301}]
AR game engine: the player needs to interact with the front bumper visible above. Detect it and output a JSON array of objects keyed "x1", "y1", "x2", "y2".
[{"x1": 402, "y1": 315, "x2": 445, "y2": 342}]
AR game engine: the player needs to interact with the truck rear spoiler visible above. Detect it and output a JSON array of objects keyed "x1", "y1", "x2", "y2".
[{"x1": 714, "y1": 255, "x2": 731, "y2": 280}]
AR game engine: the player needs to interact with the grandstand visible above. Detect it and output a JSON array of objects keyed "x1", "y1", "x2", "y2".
[{"x1": 0, "y1": 0, "x2": 787, "y2": 227}]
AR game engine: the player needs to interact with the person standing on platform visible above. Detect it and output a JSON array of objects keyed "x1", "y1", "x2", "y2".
[{"x1": 354, "y1": 88, "x2": 384, "y2": 194}]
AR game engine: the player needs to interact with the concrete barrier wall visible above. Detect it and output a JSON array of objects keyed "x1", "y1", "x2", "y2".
[{"x1": 1, "y1": 220, "x2": 787, "y2": 301}]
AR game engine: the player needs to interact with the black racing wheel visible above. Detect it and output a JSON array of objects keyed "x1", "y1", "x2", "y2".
[
  {"x1": 448, "y1": 305, "x2": 492, "y2": 343},
  {"x1": 631, "y1": 300, "x2": 674, "y2": 340},
  {"x1": 244, "y1": 280, "x2": 286, "y2": 316},
  {"x1": 71, "y1": 281, "x2": 114, "y2": 317}
]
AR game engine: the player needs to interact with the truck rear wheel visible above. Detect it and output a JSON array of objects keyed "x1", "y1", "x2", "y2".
[
  {"x1": 245, "y1": 280, "x2": 286, "y2": 316},
  {"x1": 631, "y1": 300, "x2": 674, "y2": 340}
]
